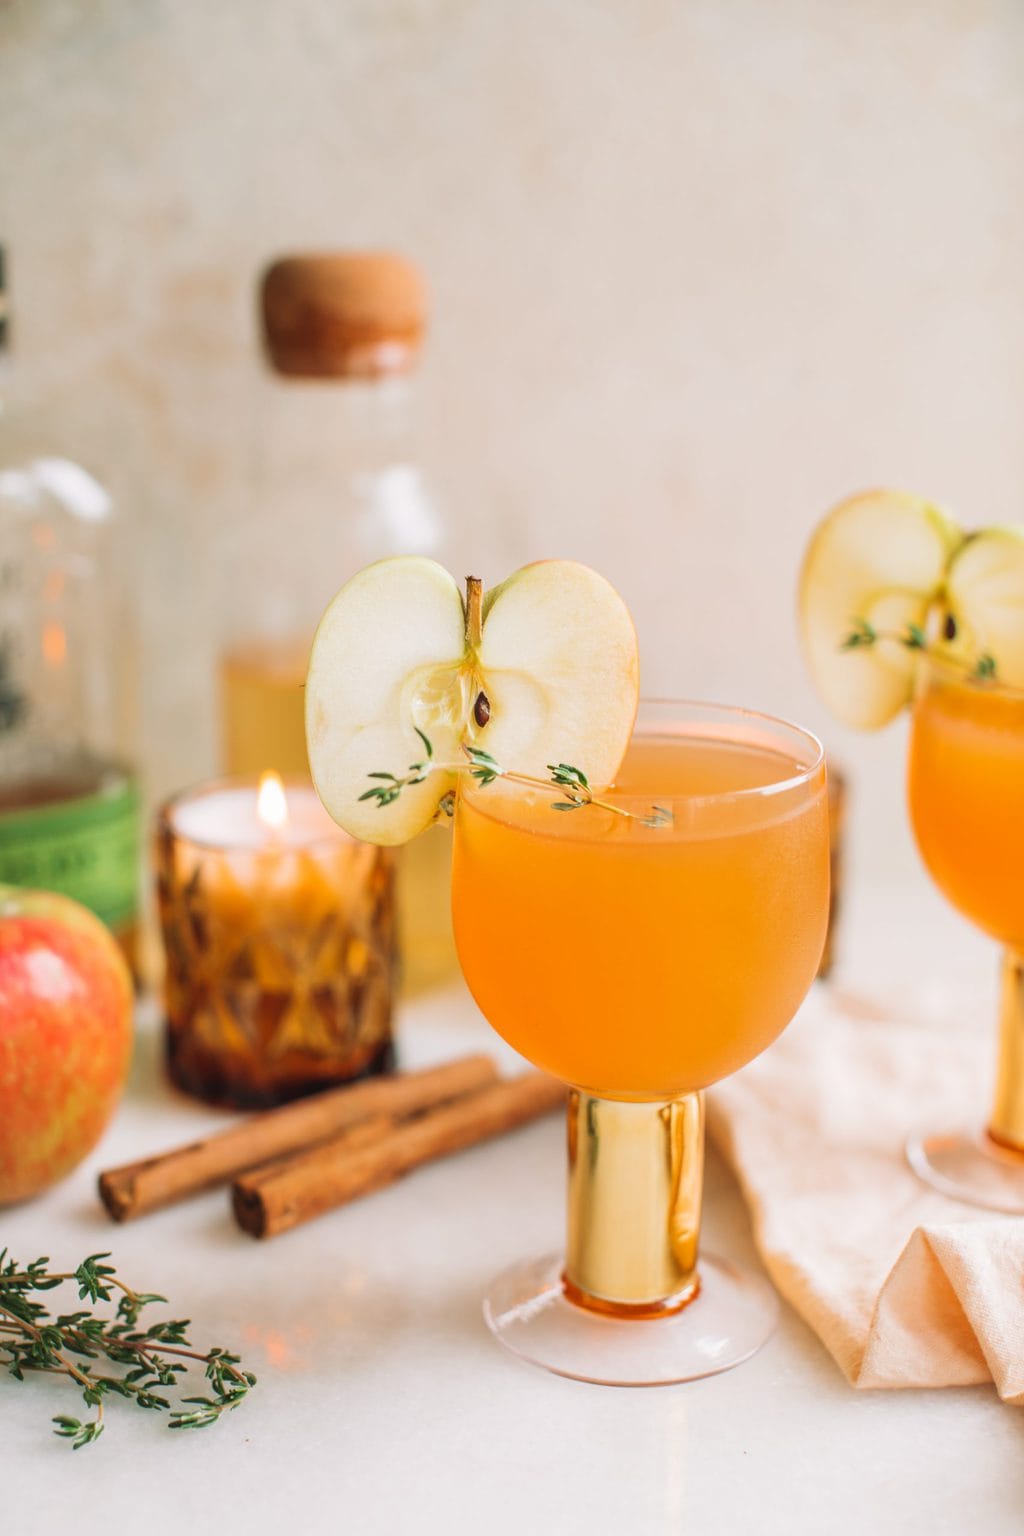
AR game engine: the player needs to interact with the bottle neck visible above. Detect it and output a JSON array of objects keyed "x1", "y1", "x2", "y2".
[
  {"x1": 339, "y1": 370, "x2": 442, "y2": 562},
  {"x1": 341, "y1": 371, "x2": 418, "y2": 474},
  {"x1": 228, "y1": 362, "x2": 442, "y2": 650}
]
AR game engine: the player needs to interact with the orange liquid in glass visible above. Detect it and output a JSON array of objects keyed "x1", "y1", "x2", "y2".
[
  {"x1": 452, "y1": 731, "x2": 830, "y2": 1100},
  {"x1": 909, "y1": 672, "x2": 1024, "y2": 951}
]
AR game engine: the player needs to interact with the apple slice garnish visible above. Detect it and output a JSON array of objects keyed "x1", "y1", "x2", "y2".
[
  {"x1": 798, "y1": 489, "x2": 962, "y2": 729},
  {"x1": 945, "y1": 528, "x2": 1024, "y2": 689},
  {"x1": 305, "y1": 555, "x2": 640, "y2": 844}
]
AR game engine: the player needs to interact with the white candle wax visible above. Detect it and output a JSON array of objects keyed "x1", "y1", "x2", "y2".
[{"x1": 170, "y1": 782, "x2": 346, "y2": 851}]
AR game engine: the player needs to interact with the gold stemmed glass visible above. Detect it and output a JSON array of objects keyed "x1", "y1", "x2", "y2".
[
  {"x1": 906, "y1": 657, "x2": 1024, "y2": 1210},
  {"x1": 451, "y1": 699, "x2": 829, "y2": 1385}
]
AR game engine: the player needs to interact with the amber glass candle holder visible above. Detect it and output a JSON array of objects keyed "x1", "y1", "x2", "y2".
[{"x1": 156, "y1": 775, "x2": 396, "y2": 1109}]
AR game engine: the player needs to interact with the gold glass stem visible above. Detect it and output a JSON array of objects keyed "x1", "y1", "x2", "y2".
[
  {"x1": 989, "y1": 949, "x2": 1024, "y2": 1152},
  {"x1": 564, "y1": 1090, "x2": 704, "y2": 1314}
]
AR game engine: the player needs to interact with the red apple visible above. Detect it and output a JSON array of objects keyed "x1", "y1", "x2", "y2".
[{"x1": 0, "y1": 885, "x2": 133, "y2": 1205}]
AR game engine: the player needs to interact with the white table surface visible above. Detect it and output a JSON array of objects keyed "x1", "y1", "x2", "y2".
[{"x1": 4, "y1": 879, "x2": 1023, "y2": 1536}]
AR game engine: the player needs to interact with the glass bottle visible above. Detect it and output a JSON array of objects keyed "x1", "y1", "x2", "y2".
[
  {"x1": 0, "y1": 249, "x2": 140, "y2": 968},
  {"x1": 219, "y1": 251, "x2": 457, "y2": 992}
]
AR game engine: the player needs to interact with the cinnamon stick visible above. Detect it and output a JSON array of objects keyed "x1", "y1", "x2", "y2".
[
  {"x1": 232, "y1": 1070, "x2": 566, "y2": 1239},
  {"x1": 99, "y1": 1055, "x2": 499, "y2": 1222}
]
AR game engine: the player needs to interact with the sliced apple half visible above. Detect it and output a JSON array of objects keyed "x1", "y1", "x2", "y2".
[
  {"x1": 945, "y1": 527, "x2": 1024, "y2": 689},
  {"x1": 476, "y1": 561, "x2": 640, "y2": 781},
  {"x1": 798, "y1": 489, "x2": 962, "y2": 729},
  {"x1": 305, "y1": 555, "x2": 639, "y2": 844},
  {"x1": 306, "y1": 557, "x2": 467, "y2": 845}
]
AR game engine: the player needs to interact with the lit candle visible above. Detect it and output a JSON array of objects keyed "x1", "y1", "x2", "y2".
[
  {"x1": 155, "y1": 774, "x2": 396, "y2": 1108},
  {"x1": 170, "y1": 773, "x2": 332, "y2": 848}
]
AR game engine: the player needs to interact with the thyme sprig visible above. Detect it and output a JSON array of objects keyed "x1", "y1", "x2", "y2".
[
  {"x1": 841, "y1": 618, "x2": 997, "y2": 681},
  {"x1": 363, "y1": 734, "x2": 672, "y2": 828},
  {"x1": 0, "y1": 1251, "x2": 256, "y2": 1448},
  {"x1": 359, "y1": 726, "x2": 435, "y2": 808},
  {"x1": 466, "y1": 748, "x2": 672, "y2": 828}
]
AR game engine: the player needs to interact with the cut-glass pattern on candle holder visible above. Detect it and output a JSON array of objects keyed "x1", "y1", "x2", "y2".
[{"x1": 156, "y1": 779, "x2": 396, "y2": 1109}]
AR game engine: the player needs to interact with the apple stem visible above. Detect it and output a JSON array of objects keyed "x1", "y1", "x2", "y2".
[{"x1": 465, "y1": 576, "x2": 483, "y2": 651}]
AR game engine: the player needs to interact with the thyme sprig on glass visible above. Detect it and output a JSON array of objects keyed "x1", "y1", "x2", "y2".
[
  {"x1": 841, "y1": 618, "x2": 997, "y2": 681},
  {"x1": 361, "y1": 731, "x2": 672, "y2": 828},
  {"x1": 0, "y1": 1251, "x2": 256, "y2": 1448}
]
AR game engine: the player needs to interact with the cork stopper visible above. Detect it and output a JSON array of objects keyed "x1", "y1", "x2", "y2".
[{"x1": 260, "y1": 252, "x2": 426, "y2": 379}]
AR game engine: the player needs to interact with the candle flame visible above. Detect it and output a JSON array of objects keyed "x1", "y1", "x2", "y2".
[{"x1": 257, "y1": 770, "x2": 289, "y2": 832}]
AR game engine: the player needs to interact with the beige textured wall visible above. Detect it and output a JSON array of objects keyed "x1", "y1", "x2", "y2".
[{"x1": 3, "y1": 0, "x2": 1023, "y2": 884}]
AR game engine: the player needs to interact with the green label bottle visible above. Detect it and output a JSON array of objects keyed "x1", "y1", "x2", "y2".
[{"x1": 0, "y1": 247, "x2": 139, "y2": 963}]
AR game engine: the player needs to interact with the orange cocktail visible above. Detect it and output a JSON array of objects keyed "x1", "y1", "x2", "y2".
[
  {"x1": 909, "y1": 663, "x2": 1024, "y2": 952},
  {"x1": 907, "y1": 661, "x2": 1024, "y2": 1190},
  {"x1": 452, "y1": 700, "x2": 828, "y2": 1386},
  {"x1": 454, "y1": 727, "x2": 829, "y2": 1100}
]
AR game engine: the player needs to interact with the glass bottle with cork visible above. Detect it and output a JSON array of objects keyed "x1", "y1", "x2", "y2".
[
  {"x1": 0, "y1": 249, "x2": 140, "y2": 969},
  {"x1": 219, "y1": 251, "x2": 457, "y2": 992}
]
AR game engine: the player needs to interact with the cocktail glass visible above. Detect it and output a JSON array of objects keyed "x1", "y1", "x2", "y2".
[
  {"x1": 451, "y1": 699, "x2": 829, "y2": 1385},
  {"x1": 906, "y1": 657, "x2": 1024, "y2": 1211}
]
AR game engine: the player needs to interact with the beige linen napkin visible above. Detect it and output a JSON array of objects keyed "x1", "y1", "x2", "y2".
[{"x1": 707, "y1": 989, "x2": 1024, "y2": 1403}]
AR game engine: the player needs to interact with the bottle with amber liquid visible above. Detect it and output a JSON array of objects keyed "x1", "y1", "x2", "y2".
[
  {"x1": 0, "y1": 251, "x2": 140, "y2": 965},
  {"x1": 220, "y1": 251, "x2": 457, "y2": 992}
]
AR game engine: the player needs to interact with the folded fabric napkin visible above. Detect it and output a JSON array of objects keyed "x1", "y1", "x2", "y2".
[{"x1": 707, "y1": 988, "x2": 1024, "y2": 1403}]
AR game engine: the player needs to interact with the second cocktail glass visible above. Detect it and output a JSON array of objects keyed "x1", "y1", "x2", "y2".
[
  {"x1": 452, "y1": 699, "x2": 830, "y2": 1385},
  {"x1": 906, "y1": 657, "x2": 1024, "y2": 1211}
]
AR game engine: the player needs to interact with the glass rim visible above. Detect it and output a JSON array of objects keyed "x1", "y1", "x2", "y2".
[
  {"x1": 461, "y1": 696, "x2": 827, "y2": 822},
  {"x1": 916, "y1": 649, "x2": 1024, "y2": 704},
  {"x1": 627, "y1": 696, "x2": 826, "y2": 805}
]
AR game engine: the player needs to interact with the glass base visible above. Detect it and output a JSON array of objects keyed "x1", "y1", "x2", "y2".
[
  {"x1": 482, "y1": 1251, "x2": 778, "y2": 1387},
  {"x1": 906, "y1": 1127, "x2": 1024, "y2": 1214}
]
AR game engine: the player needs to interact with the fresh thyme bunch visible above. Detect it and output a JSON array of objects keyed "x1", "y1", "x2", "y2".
[{"x1": 0, "y1": 1251, "x2": 256, "y2": 1448}]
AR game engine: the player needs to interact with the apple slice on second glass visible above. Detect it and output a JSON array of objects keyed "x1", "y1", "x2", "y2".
[{"x1": 798, "y1": 489, "x2": 962, "y2": 731}]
